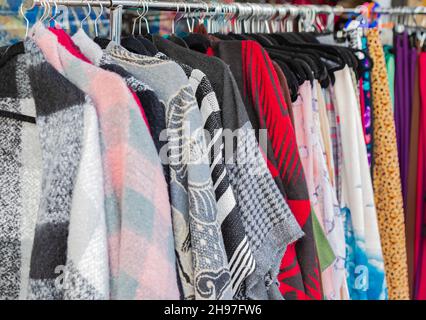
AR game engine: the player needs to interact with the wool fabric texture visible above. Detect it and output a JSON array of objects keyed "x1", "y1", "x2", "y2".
[
  {"x1": 31, "y1": 23, "x2": 179, "y2": 300},
  {"x1": 71, "y1": 30, "x2": 169, "y2": 183},
  {"x1": 0, "y1": 36, "x2": 110, "y2": 299},
  {"x1": 0, "y1": 49, "x2": 42, "y2": 300},
  {"x1": 105, "y1": 42, "x2": 233, "y2": 300},
  {"x1": 27, "y1": 39, "x2": 110, "y2": 300}
]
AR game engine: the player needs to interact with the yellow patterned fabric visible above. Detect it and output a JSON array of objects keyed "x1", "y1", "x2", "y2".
[{"x1": 366, "y1": 28, "x2": 410, "y2": 300}]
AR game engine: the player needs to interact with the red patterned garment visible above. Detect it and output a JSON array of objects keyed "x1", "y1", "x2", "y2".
[
  {"x1": 213, "y1": 40, "x2": 322, "y2": 300},
  {"x1": 415, "y1": 52, "x2": 426, "y2": 300}
]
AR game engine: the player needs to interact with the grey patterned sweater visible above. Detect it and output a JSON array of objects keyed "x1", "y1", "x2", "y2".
[{"x1": 154, "y1": 49, "x2": 256, "y2": 296}]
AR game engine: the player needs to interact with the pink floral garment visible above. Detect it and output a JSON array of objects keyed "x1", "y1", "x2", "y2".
[{"x1": 292, "y1": 81, "x2": 348, "y2": 300}]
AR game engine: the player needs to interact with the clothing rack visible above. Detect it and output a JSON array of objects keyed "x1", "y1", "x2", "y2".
[{"x1": 22, "y1": 0, "x2": 426, "y2": 44}]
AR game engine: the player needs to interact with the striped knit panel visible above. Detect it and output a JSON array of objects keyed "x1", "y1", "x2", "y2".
[
  {"x1": 0, "y1": 55, "x2": 41, "y2": 300},
  {"x1": 31, "y1": 25, "x2": 179, "y2": 300},
  {"x1": 185, "y1": 65, "x2": 256, "y2": 294},
  {"x1": 25, "y1": 43, "x2": 86, "y2": 299},
  {"x1": 240, "y1": 41, "x2": 321, "y2": 300}
]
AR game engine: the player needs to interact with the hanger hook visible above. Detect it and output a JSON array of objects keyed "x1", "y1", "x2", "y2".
[
  {"x1": 140, "y1": 0, "x2": 150, "y2": 35},
  {"x1": 313, "y1": 5, "x2": 325, "y2": 32},
  {"x1": 40, "y1": 0, "x2": 51, "y2": 24},
  {"x1": 132, "y1": 4, "x2": 142, "y2": 35},
  {"x1": 138, "y1": 0, "x2": 146, "y2": 35},
  {"x1": 94, "y1": 0, "x2": 104, "y2": 37},
  {"x1": 20, "y1": 1, "x2": 31, "y2": 38},
  {"x1": 200, "y1": 1, "x2": 209, "y2": 25},
  {"x1": 132, "y1": 1, "x2": 139, "y2": 35},
  {"x1": 48, "y1": 0, "x2": 59, "y2": 27},
  {"x1": 409, "y1": 7, "x2": 417, "y2": 28},
  {"x1": 37, "y1": 0, "x2": 44, "y2": 23},
  {"x1": 146, "y1": 0, "x2": 152, "y2": 34},
  {"x1": 80, "y1": 0, "x2": 92, "y2": 28},
  {"x1": 185, "y1": 2, "x2": 193, "y2": 33},
  {"x1": 275, "y1": 6, "x2": 285, "y2": 33},
  {"x1": 39, "y1": 0, "x2": 46, "y2": 23},
  {"x1": 325, "y1": 5, "x2": 335, "y2": 33},
  {"x1": 172, "y1": 2, "x2": 180, "y2": 34}
]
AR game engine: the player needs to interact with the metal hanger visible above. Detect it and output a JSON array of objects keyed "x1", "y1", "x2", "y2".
[
  {"x1": 256, "y1": 4, "x2": 265, "y2": 33},
  {"x1": 217, "y1": 3, "x2": 227, "y2": 34},
  {"x1": 47, "y1": 0, "x2": 58, "y2": 27},
  {"x1": 313, "y1": 5, "x2": 326, "y2": 33},
  {"x1": 132, "y1": 5, "x2": 143, "y2": 35},
  {"x1": 262, "y1": 4, "x2": 275, "y2": 34},
  {"x1": 235, "y1": 3, "x2": 246, "y2": 34},
  {"x1": 172, "y1": 2, "x2": 188, "y2": 34},
  {"x1": 395, "y1": 6, "x2": 405, "y2": 33},
  {"x1": 298, "y1": 6, "x2": 307, "y2": 32},
  {"x1": 225, "y1": 3, "x2": 237, "y2": 34},
  {"x1": 325, "y1": 5, "x2": 335, "y2": 33},
  {"x1": 273, "y1": 5, "x2": 285, "y2": 33},
  {"x1": 305, "y1": 6, "x2": 317, "y2": 32},
  {"x1": 234, "y1": 3, "x2": 244, "y2": 34},
  {"x1": 40, "y1": 0, "x2": 51, "y2": 24},
  {"x1": 245, "y1": 3, "x2": 255, "y2": 34},
  {"x1": 251, "y1": 4, "x2": 259, "y2": 33},
  {"x1": 211, "y1": 4, "x2": 222, "y2": 34},
  {"x1": 226, "y1": 3, "x2": 237, "y2": 34},
  {"x1": 185, "y1": 3, "x2": 193, "y2": 33},
  {"x1": 188, "y1": 2, "x2": 200, "y2": 33},
  {"x1": 220, "y1": 3, "x2": 229, "y2": 34},
  {"x1": 20, "y1": 2, "x2": 31, "y2": 37},
  {"x1": 197, "y1": 1, "x2": 209, "y2": 29},
  {"x1": 286, "y1": 5, "x2": 298, "y2": 33},
  {"x1": 139, "y1": 0, "x2": 150, "y2": 35},
  {"x1": 415, "y1": 6, "x2": 426, "y2": 48},
  {"x1": 80, "y1": 0, "x2": 92, "y2": 29},
  {"x1": 171, "y1": 2, "x2": 180, "y2": 34},
  {"x1": 94, "y1": 0, "x2": 104, "y2": 37}
]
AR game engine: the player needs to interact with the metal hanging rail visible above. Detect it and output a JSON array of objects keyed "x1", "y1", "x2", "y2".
[
  {"x1": 23, "y1": 0, "x2": 426, "y2": 14},
  {"x1": 21, "y1": 0, "x2": 426, "y2": 44}
]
